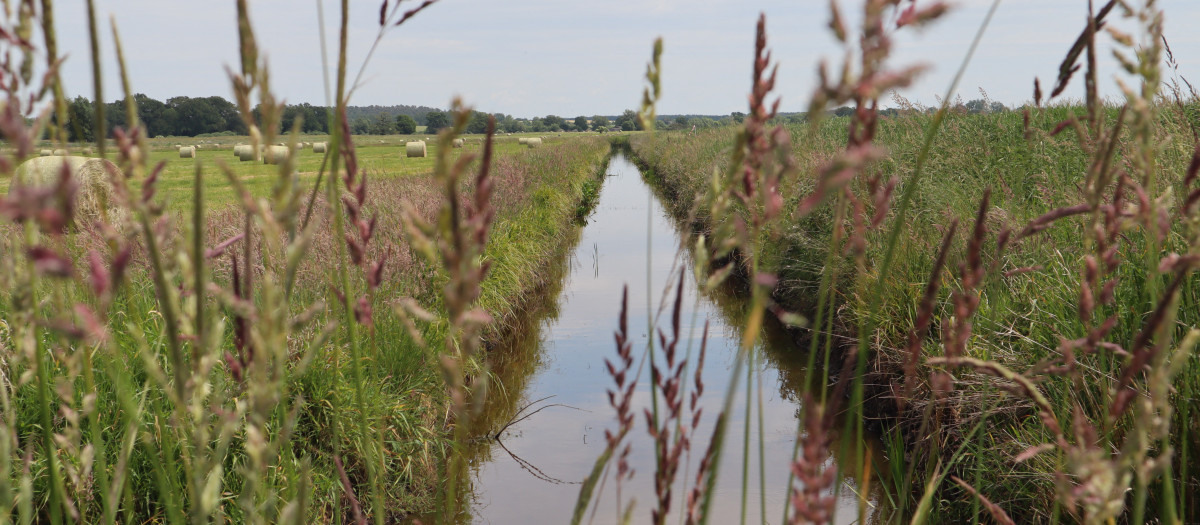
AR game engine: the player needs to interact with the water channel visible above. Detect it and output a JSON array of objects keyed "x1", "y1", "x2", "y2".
[{"x1": 464, "y1": 152, "x2": 881, "y2": 523}]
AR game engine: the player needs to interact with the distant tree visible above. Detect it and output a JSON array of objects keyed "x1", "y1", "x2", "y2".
[
  {"x1": 425, "y1": 110, "x2": 449, "y2": 133},
  {"x1": 592, "y1": 115, "x2": 610, "y2": 129},
  {"x1": 495, "y1": 114, "x2": 518, "y2": 133},
  {"x1": 673, "y1": 115, "x2": 690, "y2": 130},
  {"x1": 615, "y1": 109, "x2": 637, "y2": 132},
  {"x1": 466, "y1": 111, "x2": 490, "y2": 134},
  {"x1": 730, "y1": 111, "x2": 746, "y2": 123},
  {"x1": 104, "y1": 100, "x2": 126, "y2": 135},
  {"x1": 368, "y1": 114, "x2": 396, "y2": 134},
  {"x1": 290, "y1": 103, "x2": 328, "y2": 133},
  {"x1": 351, "y1": 117, "x2": 371, "y2": 135},
  {"x1": 542, "y1": 115, "x2": 566, "y2": 131},
  {"x1": 280, "y1": 104, "x2": 304, "y2": 133},
  {"x1": 205, "y1": 96, "x2": 246, "y2": 134},
  {"x1": 503, "y1": 119, "x2": 527, "y2": 133},
  {"x1": 309, "y1": 104, "x2": 332, "y2": 133},
  {"x1": 65, "y1": 96, "x2": 95, "y2": 142},
  {"x1": 493, "y1": 113, "x2": 513, "y2": 131},
  {"x1": 833, "y1": 106, "x2": 855, "y2": 117},
  {"x1": 395, "y1": 114, "x2": 417, "y2": 134},
  {"x1": 573, "y1": 115, "x2": 589, "y2": 132},
  {"x1": 133, "y1": 94, "x2": 170, "y2": 137},
  {"x1": 169, "y1": 97, "x2": 223, "y2": 136},
  {"x1": 344, "y1": 104, "x2": 439, "y2": 127},
  {"x1": 530, "y1": 118, "x2": 548, "y2": 132}
]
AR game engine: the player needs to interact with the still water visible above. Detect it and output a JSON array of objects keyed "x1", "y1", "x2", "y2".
[{"x1": 466, "y1": 153, "x2": 880, "y2": 524}]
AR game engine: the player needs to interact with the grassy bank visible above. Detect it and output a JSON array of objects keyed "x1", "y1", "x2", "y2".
[{"x1": 628, "y1": 105, "x2": 1200, "y2": 521}]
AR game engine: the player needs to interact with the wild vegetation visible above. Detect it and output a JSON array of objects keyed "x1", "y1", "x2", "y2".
[
  {"x1": 610, "y1": 1, "x2": 1200, "y2": 524},
  {"x1": 3, "y1": 0, "x2": 1199, "y2": 523},
  {"x1": 0, "y1": 0, "x2": 615, "y2": 522}
]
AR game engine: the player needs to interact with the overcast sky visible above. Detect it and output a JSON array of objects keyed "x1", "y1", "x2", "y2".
[{"x1": 46, "y1": 0, "x2": 1200, "y2": 118}]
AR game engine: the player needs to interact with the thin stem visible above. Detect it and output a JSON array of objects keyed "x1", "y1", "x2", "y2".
[
  {"x1": 38, "y1": 0, "x2": 69, "y2": 145},
  {"x1": 740, "y1": 350, "x2": 752, "y2": 525},
  {"x1": 34, "y1": 328, "x2": 64, "y2": 525},
  {"x1": 647, "y1": 175, "x2": 662, "y2": 465},
  {"x1": 755, "y1": 358, "x2": 766, "y2": 524},
  {"x1": 783, "y1": 193, "x2": 846, "y2": 524},
  {"x1": 85, "y1": 0, "x2": 105, "y2": 157},
  {"x1": 698, "y1": 279, "x2": 766, "y2": 522},
  {"x1": 848, "y1": 0, "x2": 1001, "y2": 501},
  {"x1": 109, "y1": 19, "x2": 140, "y2": 134}
]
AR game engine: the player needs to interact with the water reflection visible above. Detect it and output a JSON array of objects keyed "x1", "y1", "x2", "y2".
[{"x1": 463, "y1": 153, "x2": 886, "y2": 524}]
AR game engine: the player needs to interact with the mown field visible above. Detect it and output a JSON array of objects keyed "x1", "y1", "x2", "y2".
[{"x1": 2, "y1": 132, "x2": 617, "y2": 210}]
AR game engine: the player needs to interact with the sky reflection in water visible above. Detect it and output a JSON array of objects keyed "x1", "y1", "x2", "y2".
[{"x1": 468, "y1": 154, "x2": 880, "y2": 524}]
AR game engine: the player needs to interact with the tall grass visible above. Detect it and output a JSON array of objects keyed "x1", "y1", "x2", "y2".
[{"x1": 605, "y1": 0, "x2": 1199, "y2": 523}]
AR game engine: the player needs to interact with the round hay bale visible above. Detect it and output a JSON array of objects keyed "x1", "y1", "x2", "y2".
[
  {"x1": 405, "y1": 141, "x2": 426, "y2": 158},
  {"x1": 11, "y1": 156, "x2": 125, "y2": 228},
  {"x1": 518, "y1": 138, "x2": 529, "y2": 145},
  {"x1": 526, "y1": 138, "x2": 543, "y2": 148},
  {"x1": 81, "y1": 147, "x2": 94, "y2": 155},
  {"x1": 39, "y1": 149, "x2": 51, "y2": 156},
  {"x1": 312, "y1": 142, "x2": 327, "y2": 153},
  {"x1": 263, "y1": 145, "x2": 290, "y2": 165},
  {"x1": 174, "y1": 144, "x2": 182, "y2": 149},
  {"x1": 233, "y1": 144, "x2": 253, "y2": 158},
  {"x1": 238, "y1": 146, "x2": 259, "y2": 162},
  {"x1": 452, "y1": 138, "x2": 464, "y2": 148},
  {"x1": 52, "y1": 149, "x2": 68, "y2": 156},
  {"x1": 179, "y1": 146, "x2": 196, "y2": 158}
]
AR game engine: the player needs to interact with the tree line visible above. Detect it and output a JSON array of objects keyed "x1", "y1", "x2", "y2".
[
  {"x1": 59, "y1": 94, "x2": 1006, "y2": 141},
  {"x1": 58, "y1": 95, "x2": 658, "y2": 139},
  {"x1": 348, "y1": 109, "x2": 655, "y2": 135},
  {"x1": 60, "y1": 95, "x2": 337, "y2": 141}
]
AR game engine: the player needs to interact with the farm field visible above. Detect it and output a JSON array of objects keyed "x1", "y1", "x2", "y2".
[{"x1": 3, "y1": 133, "x2": 620, "y2": 209}]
